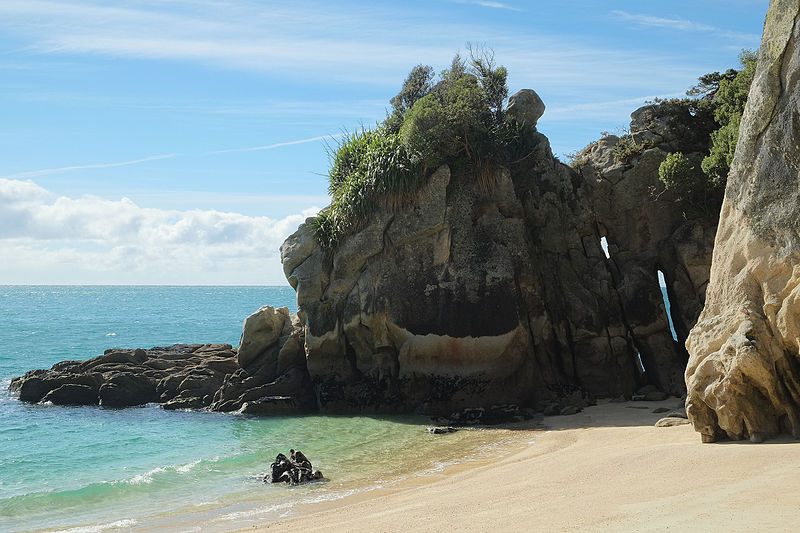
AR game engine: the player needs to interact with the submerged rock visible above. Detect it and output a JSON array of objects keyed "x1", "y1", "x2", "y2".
[
  {"x1": 427, "y1": 426, "x2": 458, "y2": 434},
  {"x1": 265, "y1": 449, "x2": 324, "y2": 484},
  {"x1": 685, "y1": 0, "x2": 800, "y2": 442}
]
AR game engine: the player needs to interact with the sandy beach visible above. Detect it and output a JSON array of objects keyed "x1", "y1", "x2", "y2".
[{"x1": 253, "y1": 400, "x2": 800, "y2": 532}]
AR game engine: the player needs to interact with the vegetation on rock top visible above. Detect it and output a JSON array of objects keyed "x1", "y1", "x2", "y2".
[{"x1": 310, "y1": 48, "x2": 535, "y2": 249}]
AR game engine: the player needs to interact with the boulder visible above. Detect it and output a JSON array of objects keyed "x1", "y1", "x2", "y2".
[
  {"x1": 42, "y1": 384, "x2": 99, "y2": 405},
  {"x1": 506, "y1": 89, "x2": 545, "y2": 127},
  {"x1": 655, "y1": 417, "x2": 691, "y2": 428},
  {"x1": 240, "y1": 396, "x2": 303, "y2": 415},
  {"x1": 237, "y1": 306, "x2": 292, "y2": 369},
  {"x1": 265, "y1": 449, "x2": 323, "y2": 484},
  {"x1": 685, "y1": 0, "x2": 800, "y2": 442},
  {"x1": 99, "y1": 373, "x2": 158, "y2": 407},
  {"x1": 427, "y1": 426, "x2": 458, "y2": 434}
]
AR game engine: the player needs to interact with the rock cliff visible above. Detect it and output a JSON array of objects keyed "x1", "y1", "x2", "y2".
[
  {"x1": 685, "y1": 0, "x2": 800, "y2": 442},
  {"x1": 11, "y1": 88, "x2": 725, "y2": 418},
  {"x1": 281, "y1": 94, "x2": 719, "y2": 414}
]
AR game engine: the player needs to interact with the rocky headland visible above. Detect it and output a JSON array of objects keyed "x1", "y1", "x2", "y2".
[
  {"x1": 17, "y1": 15, "x2": 799, "y2": 441},
  {"x1": 281, "y1": 95, "x2": 716, "y2": 415},
  {"x1": 9, "y1": 92, "x2": 717, "y2": 418}
]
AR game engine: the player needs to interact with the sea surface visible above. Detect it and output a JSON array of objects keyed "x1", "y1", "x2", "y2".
[{"x1": 0, "y1": 286, "x2": 504, "y2": 532}]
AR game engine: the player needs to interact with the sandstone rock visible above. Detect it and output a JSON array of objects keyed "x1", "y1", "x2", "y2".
[
  {"x1": 655, "y1": 417, "x2": 690, "y2": 428},
  {"x1": 506, "y1": 89, "x2": 545, "y2": 127},
  {"x1": 281, "y1": 88, "x2": 719, "y2": 414},
  {"x1": 237, "y1": 306, "x2": 291, "y2": 369},
  {"x1": 685, "y1": 0, "x2": 800, "y2": 442}
]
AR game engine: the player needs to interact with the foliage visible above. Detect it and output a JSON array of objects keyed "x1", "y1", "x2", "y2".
[
  {"x1": 312, "y1": 49, "x2": 524, "y2": 249},
  {"x1": 658, "y1": 152, "x2": 722, "y2": 217},
  {"x1": 385, "y1": 65, "x2": 435, "y2": 133},
  {"x1": 612, "y1": 135, "x2": 653, "y2": 163},
  {"x1": 687, "y1": 69, "x2": 738, "y2": 99},
  {"x1": 700, "y1": 49, "x2": 757, "y2": 184},
  {"x1": 315, "y1": 127, "x2": 425, "y2": 246}
]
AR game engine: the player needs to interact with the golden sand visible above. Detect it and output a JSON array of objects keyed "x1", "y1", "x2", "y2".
[{"x1": 250, "y1": 400, "x2": 800, "y2": 532}]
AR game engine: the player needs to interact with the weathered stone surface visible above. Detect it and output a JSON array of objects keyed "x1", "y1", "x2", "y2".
[
  {"x1": 686, "y1": 0, "x2": 800, "y2": 442},
  {"x1": 42, "y1": 384, "x2": 99, "y2": 406},
  {"x1": 9, "y1": 307, "x2": 313, "y2": 416},
  {"x1": 655, "y1": 416, "x2": 691, "y2": 428},
  {"x1": 506, "y1": 89, "x2": 545, "y2": 127},
  {"x1": 281, "y1": 91, "x2": 718, "y2": 414},
  {"x1": 237, "y1": 306, "x2": 292, "y2": 369}
]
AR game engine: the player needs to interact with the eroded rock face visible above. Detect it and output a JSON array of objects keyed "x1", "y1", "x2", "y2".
[
  {"x1": 686, "y1": 0, "x2": 800, "y2": 442},
  {"x1": 282, "y1": 98, "x2": 718, "y2": 414},
  {"x1": 9, "y1": 307, "x2": 314, "y2": 415}
]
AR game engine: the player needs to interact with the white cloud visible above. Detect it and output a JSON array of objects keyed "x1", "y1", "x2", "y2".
[
  {"x1": 611, "y1": 10, "x2": 761, "y2": 43},
  {"x1": 445, "y1": 0, "x2": 521, "y2": 11},
  {"x1": 0, "y1": 178, "x2": 320, "y2": 284}
]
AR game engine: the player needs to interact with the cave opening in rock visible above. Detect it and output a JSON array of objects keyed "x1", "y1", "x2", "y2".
[
  {"x1": 657, "y1": 270, "x2": 678, "y2": 341},
  {"x1": 600, "y1": 236, "x2": 610, "y2": 259}
]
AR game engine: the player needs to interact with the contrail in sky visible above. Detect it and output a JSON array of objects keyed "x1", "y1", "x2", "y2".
[{"x1": 2, "y1": 154, "x2": 177, "y2": 179}]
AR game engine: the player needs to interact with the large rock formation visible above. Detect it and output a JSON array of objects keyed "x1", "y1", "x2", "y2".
[
  {"x1": 685, "y1": 0, "x2": 800, "y2": 442},
  {"x1": 281, "y1": 92, "x2": 719, "y2": 415},
  {"x1": 9, "y1": 306, "x2": 314, "y2": 414}
]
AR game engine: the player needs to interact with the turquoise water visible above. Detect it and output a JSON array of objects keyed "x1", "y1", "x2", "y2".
[{"x1": 0, "y1": 287, "x2": 495, "y2": 532}]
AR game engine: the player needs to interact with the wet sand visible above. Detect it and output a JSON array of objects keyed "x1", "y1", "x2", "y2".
[{"x1": 250, "y1": 399, "x2": 800, "y2": 532}]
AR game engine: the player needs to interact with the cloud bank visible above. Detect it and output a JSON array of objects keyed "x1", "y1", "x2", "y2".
[{"x1": 0, "y1": 178, "x2": 319, "y2": 285}]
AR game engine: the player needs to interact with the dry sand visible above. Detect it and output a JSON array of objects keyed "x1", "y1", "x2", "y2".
[{"x1": 248, "y1": 399, "x2": 800, "y2": 532}]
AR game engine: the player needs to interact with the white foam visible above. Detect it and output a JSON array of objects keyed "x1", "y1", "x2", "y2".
[
  {"x1": 105, "y1": 332, "x2": 116, "y2": 337},
  {"x1": 52, "y1": 518, "x2": 137, "y2": 533},
  {"x1": 122, "y1": 457, "x2": 207, "y2": 485}
]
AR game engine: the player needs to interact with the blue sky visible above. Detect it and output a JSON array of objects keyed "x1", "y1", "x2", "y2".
[{"x1": 0, "y1": 0, "x2": 768, "y2": 284}]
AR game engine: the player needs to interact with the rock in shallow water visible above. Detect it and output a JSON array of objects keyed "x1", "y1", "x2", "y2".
[
  {"x1": 265, "y1": 449, "x2": 324, "y2": 484},
  {"x1": 8, "y1": 307, "x2": 314, "y2": 416}
]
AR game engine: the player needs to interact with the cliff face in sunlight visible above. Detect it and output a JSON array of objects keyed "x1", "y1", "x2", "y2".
[
  {"x1": 686, "y1": 0, "x2": 800, "y2": 442},
  {"x1": 281, "y1": 91, "x2": 719, "y2": 415}
]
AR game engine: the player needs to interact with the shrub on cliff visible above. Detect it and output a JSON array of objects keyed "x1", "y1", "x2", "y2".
[
  {"x1": 657, "y1": 152, "x2": 721, "y2": 217},
  {"x1": 313, "y1": 49, "x2": 524, "y2": 249},
  {"x1": 656, "y1": 50, "x2": 757, "y2": 217},
  {"x1": 700, "y1": 50, "x2": 757, "y2": 184}
]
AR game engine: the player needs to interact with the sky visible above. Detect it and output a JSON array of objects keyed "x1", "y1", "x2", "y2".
[{"x1": 0, "y1": 0, "x2": 769, "y2": 285}]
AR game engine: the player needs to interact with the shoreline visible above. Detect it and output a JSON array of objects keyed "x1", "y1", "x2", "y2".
[{"x1": 248, "y1": 399, "x2": 800, "y2": 532}]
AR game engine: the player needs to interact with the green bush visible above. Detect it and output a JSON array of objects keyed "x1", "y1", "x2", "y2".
[
  {"x1": 700, "y1": 50, "x2": 757, "y2": 185},
  {"x1": 658, "y1": 152, "x2": 722, "y2": 217},
  {"x1": 312, "y1": 50, "x2": 525, "y2": 249}
]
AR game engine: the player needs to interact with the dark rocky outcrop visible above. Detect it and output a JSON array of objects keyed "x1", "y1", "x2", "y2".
[
  {"x1": 280, "y1": 90, "x2": 718, "y2": 415},
  {"x1": 265, "y1": 449, "x2": 324, "y2": 484},
  {"x1": 686, "y1": 0, "x2": 800, "y2": 442},
  {"x1": 9, "y1": 306, "x2": 313, "y2": 415}
]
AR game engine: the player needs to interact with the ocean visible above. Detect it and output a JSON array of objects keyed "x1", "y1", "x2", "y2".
[{"x1": 0, "y1": 286, "x2": 505, "y2": 532}]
